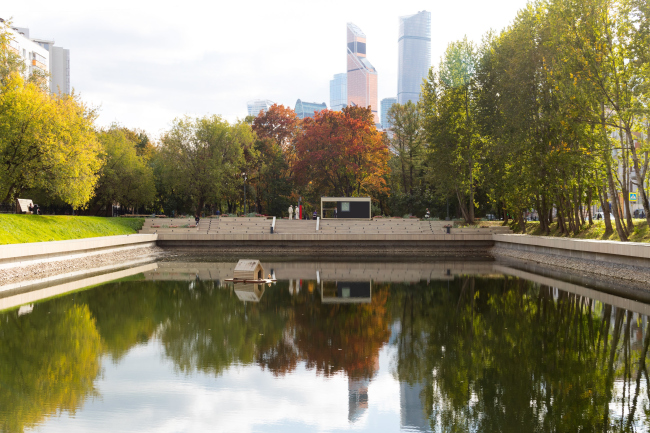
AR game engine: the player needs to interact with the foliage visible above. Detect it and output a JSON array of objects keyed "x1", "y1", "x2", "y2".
[
  {"x1": 91, "y1": 126, "x2": 156, "y2": 215},
  {"x1": 156, "y1": 115, "x2": 250, "y2": 215},
  {"x1": 293, "y1": 106, "x2": 390, "y2": 198},
  {"x1": 0, "y1": 74, "x2": 103, "y2": 209}
]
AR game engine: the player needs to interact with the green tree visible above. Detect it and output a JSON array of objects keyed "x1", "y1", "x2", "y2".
[
  {"x1": 0, "y1": 74, "x2": 103, "y2": 209},
  {"x1": 157, "y1": 115, "x2": 250, "y2": 215},
  {"x1": 91, "y1": 126, "x2": 156, "y2": 215},
  {"x1": 422, "y1": 38, "x2": 481, "y2": 223}
]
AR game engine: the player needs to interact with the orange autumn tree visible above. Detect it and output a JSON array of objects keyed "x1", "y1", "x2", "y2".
[{"x1": 293, "y1": 106, "x2": 389, "y2": 197}]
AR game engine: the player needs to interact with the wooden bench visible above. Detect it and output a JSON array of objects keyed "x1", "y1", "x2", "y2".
[{"x1": 16, "y1": 198, "x2": 34, "y2": 214}]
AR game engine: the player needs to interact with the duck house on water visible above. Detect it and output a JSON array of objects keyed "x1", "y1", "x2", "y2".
[{"x1": 233, "y1": 259, "x2": 264, "y2": 281}]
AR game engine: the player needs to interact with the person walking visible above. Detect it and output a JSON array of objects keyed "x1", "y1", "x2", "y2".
[
  {"x1": 288, "y1": 204, "x2": 293, "y2": 220},
  {"x1": 313, "y1": 209, "x2": 318, "y2": 219},
  {"x1": 294, "y1": 205, "x2": 299, "y2": 220}
]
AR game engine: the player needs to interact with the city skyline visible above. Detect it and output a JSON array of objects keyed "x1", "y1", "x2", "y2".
[
  {"x1": 346, "y1": 22, "x2": 379, "y2": 124},
  {"x1": 3, "y1": 0, "x2": 531, "y2": 136},
  {"x1": 397, "y1": 10, "x2": 431, "y2": 105}
]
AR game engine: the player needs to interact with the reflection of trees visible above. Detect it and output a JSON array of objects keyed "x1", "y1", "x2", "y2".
[
  {"x1": 391, "y1": 276, "x2": 650, "y2": 432},
  {"x1": 0, "y1": 302, "x2": 103, "y2": 433},
  {"x1": 156, "y1": 280, "x2": 290, "y2": 376},
  {"x1": 292, "y1": 284, "x2": 390, "y2": 379},
  {"x1": 0, "y1": 276, "x2": 390, "y2": 431}
]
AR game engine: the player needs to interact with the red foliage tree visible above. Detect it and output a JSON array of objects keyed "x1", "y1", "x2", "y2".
[{"x1": 293, "y1": 106, "x2": 389, "y2": 197}]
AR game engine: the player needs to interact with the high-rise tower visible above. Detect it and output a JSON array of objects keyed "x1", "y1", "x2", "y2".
[
  {"x1": 346, "y1": 23, "x2": 378, "y2": 124},
  {"x1": 397, "y1": 11, "x2": 431, "y2": 104},
  {"x1": 330, "y1": 73, "x2": 347, "y2": 111}
]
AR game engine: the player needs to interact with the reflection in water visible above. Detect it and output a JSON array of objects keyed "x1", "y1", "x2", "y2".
[{"x1": 1, "y1": 261, "x2": 650, "y2": 432}]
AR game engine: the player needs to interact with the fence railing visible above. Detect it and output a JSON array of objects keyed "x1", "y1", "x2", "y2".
[{"x1": 0, "y1": 202, "x2": 16, "y2": 214}]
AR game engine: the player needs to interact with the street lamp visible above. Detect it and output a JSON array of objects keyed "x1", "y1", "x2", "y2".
[{"x1": 242, "y1": 172, "x2": 247, "y2": 216}]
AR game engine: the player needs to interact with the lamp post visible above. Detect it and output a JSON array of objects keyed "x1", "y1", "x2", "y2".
[{"x1": 242, "y1": 172, "x2": 247, "y2": 216}]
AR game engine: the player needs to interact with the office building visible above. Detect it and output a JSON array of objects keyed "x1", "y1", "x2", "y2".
[
  {"x1": 247, "y1": 99, "x2": 275, "y2": 117},
  {"x1": 330, "y1": 73, "x2": 347, "y2": 111},
  {"x1": 294, "y1": 99, "x2": 327, "y2": 120},
  {"x1": 4, "y1": 22, "x2": 72, "y2": 95},
  {"x1": 346, "y1": 23, "x2": 379, "y2": 124},
  {"x1": 381, "y1": 97, "x2": 397, "y2": 130},
  {"x1": 397, "y1": 11, "x2": 431, "y2": 104}
]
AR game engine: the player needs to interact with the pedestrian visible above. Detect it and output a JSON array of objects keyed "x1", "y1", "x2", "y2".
[
  {"x1": 195, "y1": 214, "x2": 200, "y2": 225},
  {"x1": 288, "y1": 204, "x2": 293, "y2": 220},
  {"x1": 425, "y1": 208, "x2": 431, "y2": 219},
  {"x1": 334, "y1": 208, "x2": 338, "y2": 218},
  {"x1": 294, "y1": 205, "x2": 299, "y2": 220},
  {"x1": 313, "y1": 209, "x2": 318, "y2": 219}
]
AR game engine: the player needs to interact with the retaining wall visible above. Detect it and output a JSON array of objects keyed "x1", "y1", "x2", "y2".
[
  {"x1": 0, "y1": 234, "x2": 158, "y2": 269},
  {"x1": 492, "y1": 234, "x2": 650, "y2": 267}
]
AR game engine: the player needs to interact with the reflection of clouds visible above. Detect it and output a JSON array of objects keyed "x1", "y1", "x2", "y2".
[{"x1": 36, "y1": 342, "x2": 354, "y2": 433}]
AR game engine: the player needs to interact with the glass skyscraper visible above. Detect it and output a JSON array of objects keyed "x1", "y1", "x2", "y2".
[
  {"x1": 380, "y1": 97, "x2": 397, "y2": 130},
  {"x1": 247, "y1": 100, "x2": 275, "y2": 117},
  {"x1": 294, "y1": 99, "x2": 327, "y2": 120},
  {"x1": 330, "y1": 73, "x2": 347, "y2": 111},
  {"x1": 347, "y1": 23, "x2": 379, "y2": 124},
  {"x1": 397, "y1": 11, "x2": 431, "y2": 105}
]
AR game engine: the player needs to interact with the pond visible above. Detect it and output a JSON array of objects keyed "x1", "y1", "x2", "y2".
[{"x1": 1, "y1": 258, "x2": 649, "y2": 432}]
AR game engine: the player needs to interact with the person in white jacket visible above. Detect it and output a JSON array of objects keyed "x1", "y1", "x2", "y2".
[
  {"x1": 294, "y1": 205, "x2": 299, "y2": 220},
  {"x1": 288, "y1": 205, "x2": 293, "y2": 220}
]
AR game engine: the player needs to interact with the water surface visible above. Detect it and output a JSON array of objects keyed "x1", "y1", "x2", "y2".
[{"x1": 1, "y1": 260, "x2": 649, "y2": 432}]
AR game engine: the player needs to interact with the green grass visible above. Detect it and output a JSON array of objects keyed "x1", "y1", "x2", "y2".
[
  {"x1": 510, "y1": 218, "x2": 650, "y2": 243},
  {"x1": 0, "y1": 215, "x2": 144, "y2": 245}
]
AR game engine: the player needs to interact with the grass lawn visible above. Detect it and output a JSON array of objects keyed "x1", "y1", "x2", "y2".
[
  {"x1": 0, "y1": 215, "x2": 144, "y2": 245},
  {"x1": 511, "y1": 219, "x2": 650, "y2": 243}
]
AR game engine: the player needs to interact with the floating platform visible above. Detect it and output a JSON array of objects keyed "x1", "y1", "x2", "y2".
[{"x1": 224, "y1": 278, "x2": 276, "y2": 284}]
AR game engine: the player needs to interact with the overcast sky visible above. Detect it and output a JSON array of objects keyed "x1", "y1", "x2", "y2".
[{"x1": 5, "y1": 0, "x2": 530, "y2": 137}]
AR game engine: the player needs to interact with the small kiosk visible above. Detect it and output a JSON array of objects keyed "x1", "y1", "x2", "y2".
[{"x1": 320, "y1": 197, "x2": 372, "y2": 220}]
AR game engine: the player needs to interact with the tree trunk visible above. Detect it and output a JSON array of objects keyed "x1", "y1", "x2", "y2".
[
  {"x1": 605, "y1": 156, "x2": 629, "y2": 241},
  {"x1": 624, "y1": 125, "x2": 650, "y2": 225},
  {"x1": 599, "y1": 187, "x2": 613, "y2": 235},
  {"x1": 587, "y1": 188, "x2": 593, "y2": 225}
]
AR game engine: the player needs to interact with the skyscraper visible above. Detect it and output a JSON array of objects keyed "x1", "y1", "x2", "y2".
[
  {"x1": 294, "y1": 99, "x2": 327, "y2": 120},
  {"x1": 330, "y1": 73, "x2": 347, "y2": 111},
  {"x1": 397, "y1": 11, "x2": 431, "y2": 104},
  {"x1": 247, "y1": 100, "x2": 275, "y2": 117},
  {"x1": 346, "y1": 23, "x2": 378, "y2": 124},
  {"x1": 381, "y1": 97, "x2": 397, "y2": 130}
]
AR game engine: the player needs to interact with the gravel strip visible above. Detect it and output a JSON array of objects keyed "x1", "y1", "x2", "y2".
[
  {"x1": 491, "y1": 246, "x2": 650, "y2": 285},
  {"x1": 0, "y1": 246, "x2": 165, "y2": 287}
]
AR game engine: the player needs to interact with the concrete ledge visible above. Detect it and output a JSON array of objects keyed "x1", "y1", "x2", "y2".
[
  {"x1": 0, "y1": 234, "x2": 158, "y2": 268},
  {"x1": 492, "y1": 234, "x2": 650, "y2": 267}
]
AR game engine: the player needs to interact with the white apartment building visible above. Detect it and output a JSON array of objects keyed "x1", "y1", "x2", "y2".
[
  {"x1": 4, "y1": 21, "x2": 71, "y2": 95},
  {"x1": 5, "y1": 24, "x2": 50, "y2": 87}
]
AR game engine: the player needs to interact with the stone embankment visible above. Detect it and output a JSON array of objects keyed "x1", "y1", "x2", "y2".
[
  {"x1": 492, "y1": 234, "x2": 650, "y2": 285},
  {"x1": 0, "y1": 234, "x2": 162, "y2": 292}
]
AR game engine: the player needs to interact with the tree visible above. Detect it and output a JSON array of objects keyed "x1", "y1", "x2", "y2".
[
  {"x1": 0, "y1": 73, "x2": 103, "y2": 209},
  {"x1": 157, "y1": 115, "x2": 249, "y2": 215},
  {"x1": 422, "y1": 38, "x2": 481, "y2": 224},
  {"x1": 91, "y1": 126, "x2": 156, "y2": 215},
  {"x1": 387, "y1": 101, "x2": 427, "y2": 215},
  {"x1": 293, "y1": 106, "x2": 390, "y2": 198}
]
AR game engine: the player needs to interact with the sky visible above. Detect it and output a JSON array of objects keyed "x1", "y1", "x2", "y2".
[{"x1": 4, "y1": 0, "x2": 531, "y2": 138}]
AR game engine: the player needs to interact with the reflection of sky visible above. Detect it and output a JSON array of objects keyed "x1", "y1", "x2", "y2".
[{"x1": 29, "y1": 342, "x2": 405, "y2": 433}]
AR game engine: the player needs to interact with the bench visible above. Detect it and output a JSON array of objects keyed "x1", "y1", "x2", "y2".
[{"x1": 16, "y1": 198, "x2": 34, "y2": 214}]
